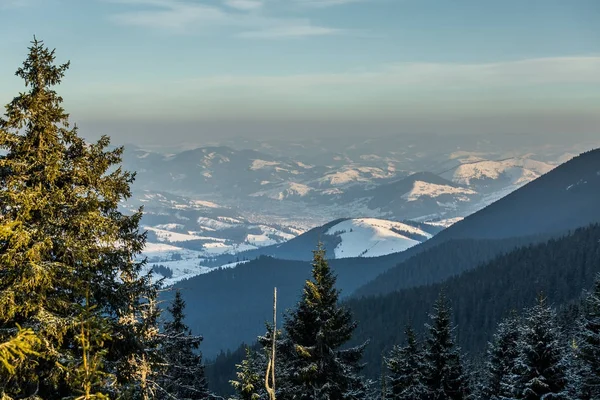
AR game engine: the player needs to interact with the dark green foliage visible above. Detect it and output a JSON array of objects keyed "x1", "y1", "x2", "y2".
[
  {"x1": 574, "y1": 274, "x2": 600, "y2": 399},
  {"x1": 152, "y1": 264, "x2": 174, "y2": 279},
  {"x1": 159, "y1": 290, "x2": 208, "y2": 399},
  {"x1": 206, "y1": 343, "x2": 257, "y2": 397},
  {"x1": 354, "y1": 234, "x2": 553, "y2": 298},
  {"x1": 507, "y1": 295, "x2": 569, "y2": 400},
  {"x1": 385, "y1": 325, "x2": 426, "y2": 400},
  {"x1": 479, "y1": 312, "x2": 520, "y2": 400},
  {"x1": 277, "y1": 245, "x2": 367, "y2": 400},
  {"x1": 421, "y1": 292, "x2": 470, "y2": 400},
  {"x1": 347, "y1": 224, "x2": 600, "y2": 378},
  {"x1": 0, "y1": 38, "x2": 159, "y2": 398},
  {"x1": 173, "y1": 235, "x2": 542, "y2": 359}
]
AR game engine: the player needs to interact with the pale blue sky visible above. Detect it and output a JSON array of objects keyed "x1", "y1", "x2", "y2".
[{"x1": 0, "y1": 0, "x2": 599, "y2": 144}]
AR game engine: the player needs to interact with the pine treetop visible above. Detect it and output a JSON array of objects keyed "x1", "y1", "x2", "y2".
[{"x1": 165, "y1": 290, "x2": 194, "y2": 339}]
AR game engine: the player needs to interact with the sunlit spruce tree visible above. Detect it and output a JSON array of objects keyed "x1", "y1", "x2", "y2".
[
  {"x1": 278, "y1": 244, "x2": 367, "y2": 400},
  {"x1": 230, "y1": 347, "x2": 262, "y2": 400},
  {"x1": 0, "y1": 38, "x2": 159, "y2": 398}
]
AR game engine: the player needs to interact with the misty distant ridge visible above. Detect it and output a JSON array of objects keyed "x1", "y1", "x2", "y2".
[{"x1": 123, "y1": 139, "x2": 599, "y2": 287}]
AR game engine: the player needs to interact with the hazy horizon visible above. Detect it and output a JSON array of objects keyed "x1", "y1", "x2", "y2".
[{"x1": 1, "y1": 0, "x2": 599, "y2": 146}]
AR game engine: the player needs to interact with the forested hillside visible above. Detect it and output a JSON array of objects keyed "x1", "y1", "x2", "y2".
[
  {"x1": 352, "y1": 233, "x2": 552, "y2": 298},
  {"x1": 206, "y1": 224, "x2": 600, "y2": 397},
  {"x1": 348, "y1": 223, "x2": 600, "y2": 378},
  {"x1": 173, "y1": 233, "x2": 547, "y2": 357}
]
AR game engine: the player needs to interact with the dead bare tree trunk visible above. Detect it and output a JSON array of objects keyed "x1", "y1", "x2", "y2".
[{"x1": 265, "y1": 287, "x2": 277, "y2": 400}]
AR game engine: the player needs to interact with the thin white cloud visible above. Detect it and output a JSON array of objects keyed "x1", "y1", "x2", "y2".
[
  {"x1": 108, "y1": 0, "x2": 344, "y2": 37},
  {"x1": 79, "y1": 57, "x2": 600, "y2": 108},
  {"x1": 238, "y1": 25, "x2": 342, "y2": 38},
  {"x1": 294, "y1": 0, "x2": 364, "y2": 7},
  {"x1": 163, "y1": 56, "x2": 600, "y2": 89},
  {"x1": 223, "y1": 0, "x2": 264, "y2": 11},
  {"x1": 0, "y1": 0, "x2": 35, "y2": 8}
]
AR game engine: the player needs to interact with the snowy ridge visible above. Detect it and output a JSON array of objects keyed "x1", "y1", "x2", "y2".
[
  {"x1": 401, "y1": 181, "x2": 476, "y2": 202},
  {"x1": 446, "y1": 158, "x2": 554, "y2": 186},
  {"x1": 316, "y1": 167, "x2": 392, "y2": 187},
  {"x1": 250, "y1": 182, "x2": 313, "y2": 200},
  {"x1": 325, "y1": 218, "x2": 432, "y2": 258}
]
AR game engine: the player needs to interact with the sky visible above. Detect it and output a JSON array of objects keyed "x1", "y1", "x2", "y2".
[{"x1": 0, "y1": 0, "x2": 599, "y2": 146}]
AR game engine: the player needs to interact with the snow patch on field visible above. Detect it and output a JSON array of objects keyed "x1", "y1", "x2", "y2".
[
  {"x1": 250, "y1": 159, "x2": 280, "y2": 170},
  {"x1": 424, "y1": 217, "x2": 464, "y2": 228},
  {"x1": 196, "y1": 217, "x2": 235, "y2": 230},
  {"x1": 146, "y1": 227, "x2": 208, "y2": 242}
]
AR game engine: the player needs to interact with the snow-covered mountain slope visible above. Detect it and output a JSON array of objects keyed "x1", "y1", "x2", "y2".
[
  {"x1": 325, "y1": 218, "x2": 432, "y2": 258},
  {"x1": 315, "y1": 166, "x2": 393, "y2": 187},
  {"x1": 363, "y1": 172, "x2": 480, "y2": 219},
  {"x1": 442, "y1": 158, "x2": 555, "y2": 187},
  {"x1": 401, "y1": 180, "x2": 476, "y2": 202}
]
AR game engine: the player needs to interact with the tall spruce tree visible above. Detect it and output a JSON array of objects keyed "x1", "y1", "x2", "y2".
[
  {"x1": 278, "y1": 244, "x2": 367, "y2": 400},
  {"x1": 160, "y1": 290, "x2": 208, "y2": 399},
  {"x1": 506, "y1": 295, "x2": 569, "y2": 400},
  {"x1": 385, "y1": 325, "x2": 427, "y2": 400},
  {"x1": 574, "y1": 274, "x2": 600, "y2": 400},
  {"x1": 481, "y1": 312, "x2": 520, "y2": 400},
  {"x1": 422, "y1": 292, "x2": 470, "y2": 400},
  {"x1": 0, "y1": 38, "x2": 159, "y2": 398}
]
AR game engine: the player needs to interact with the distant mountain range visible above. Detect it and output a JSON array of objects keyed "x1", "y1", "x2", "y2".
[
  {"x1": 123, "y1": 143, "x2": 568, "y2": 223},
  {"x1": 166, "y1": 148, "x2": 600, "y2": 357},
  {"x1": 121, "y1": 141, "x2": 590, "y2": 284}
]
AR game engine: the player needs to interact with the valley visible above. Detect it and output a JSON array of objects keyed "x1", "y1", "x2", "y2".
[{"x1": 125, "y1": 139, "x2": 594, "y2": 284}]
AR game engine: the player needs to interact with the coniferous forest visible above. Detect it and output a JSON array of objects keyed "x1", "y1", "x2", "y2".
[{"x1": 1, "y1": 40, "x2": 600, "y2": 400}]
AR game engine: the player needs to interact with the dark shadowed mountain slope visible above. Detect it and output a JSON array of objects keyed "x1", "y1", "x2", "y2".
[
  {"x1": 352, "y1": 149, "x2": 600, "y2": 297},
  {"x1": 171, "y1": 253, "x2": 400, "y2": 358},
  {"x1": 352, "y1": 232, "x2": 553, "y2": 298},
  {"x1": 166, "y1": 234, "x2": 541, "y2": 358},
  {"x1": 431, "y1": 148, "x2": 600, "y2": 241},
  {"x1": 348, "y1": 223, "x2": 600, "y2": 378}
]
